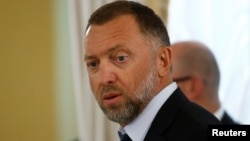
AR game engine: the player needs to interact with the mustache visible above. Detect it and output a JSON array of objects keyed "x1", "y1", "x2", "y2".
[{"x1": 101, "y1": 85, "x2": 124, "y2": 96}]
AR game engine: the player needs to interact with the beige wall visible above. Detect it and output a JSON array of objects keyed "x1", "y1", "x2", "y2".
[
  {"x1": 0, "y1": 1, "x2": 57, "y2": 141},
  {"x1": 144, "y1": 0, "x2": 169, "y2": 25}
]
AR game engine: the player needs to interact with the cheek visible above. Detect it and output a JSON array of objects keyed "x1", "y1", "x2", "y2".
[
  {"x1": 128, "y1": 63, "x2": 151, "y2": 87},
  {"x1": 89, "y1": 77, "x2": 99, "y2": 96}
]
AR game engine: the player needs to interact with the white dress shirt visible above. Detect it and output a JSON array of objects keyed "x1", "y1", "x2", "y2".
[{"x1": 214, "y1": 105, "x2": 224, "y2": 121}]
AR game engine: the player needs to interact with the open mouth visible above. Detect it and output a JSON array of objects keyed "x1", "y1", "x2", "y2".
[{"x1": 103, "y1": 93, "x2": 122, "y2": 105}]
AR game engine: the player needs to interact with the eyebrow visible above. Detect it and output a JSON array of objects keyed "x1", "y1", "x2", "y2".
[{"x1": 84, "y1": 44, "x2": 125, "y2": 61}]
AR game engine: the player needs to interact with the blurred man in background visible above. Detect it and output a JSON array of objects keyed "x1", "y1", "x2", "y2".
[{"x1": 171, "y1": 40, "x2": 239, "y2": 124}]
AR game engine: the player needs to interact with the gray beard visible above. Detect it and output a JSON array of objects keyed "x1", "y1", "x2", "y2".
[{"x1": 101, "y1": 66, "x2": 157, "y2": 125}]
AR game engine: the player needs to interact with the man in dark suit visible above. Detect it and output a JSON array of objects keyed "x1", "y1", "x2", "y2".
[
  {"x1": 171, "y1": 41, "x2": 239, "y2": 125},
  {"x1": 83, "y1": 1, "x2": 221, "y2": 141}
]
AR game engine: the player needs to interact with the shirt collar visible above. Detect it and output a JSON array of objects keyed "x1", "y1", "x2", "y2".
[
  {"x1": 119, "y1": 82, "x2": 177, "y2": 141},
  {"x1": 214, "y1": 105, "x2": 224, "y2": 120}
]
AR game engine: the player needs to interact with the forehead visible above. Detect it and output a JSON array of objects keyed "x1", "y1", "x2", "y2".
[{"x1": 84, "y1": 15, "x2": 148, "y2": 54}]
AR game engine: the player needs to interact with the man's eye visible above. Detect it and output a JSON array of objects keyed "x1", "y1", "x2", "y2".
[
  {"x1": 116, "y1": 56, "x2": 128, "y2": 62},
  {"x1": 87, "y1": 61, "x2": 99, "y2": 69}
]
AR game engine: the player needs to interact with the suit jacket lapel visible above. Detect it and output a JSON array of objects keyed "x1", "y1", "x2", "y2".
[
  {"x1": 144, "y1": 88, "x2": 189, "y2": 141},
  {"x1": 221, "y1": 111, "x2": 238, "y2": 124}
]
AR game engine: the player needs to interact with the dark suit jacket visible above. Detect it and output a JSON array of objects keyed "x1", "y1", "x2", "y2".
[
  {"x1": 144, "y1": 88, "x2": 221, "y2": 141},
  {"x1": 221, "y1": 111, "x2": 239, "y2": 124}
]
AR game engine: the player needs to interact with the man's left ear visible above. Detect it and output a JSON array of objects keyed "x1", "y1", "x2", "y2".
[{"x1": 157, "y1": 47, "x2": 172, "y2": 77}]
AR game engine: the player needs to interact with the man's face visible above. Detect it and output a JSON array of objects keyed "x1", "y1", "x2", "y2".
[
  {"x1": 84, "y1": 15, "x2": 157, "y2": 126},
  {"x1": 171, "y1": 46, "x2": 193, "y2": 99}
]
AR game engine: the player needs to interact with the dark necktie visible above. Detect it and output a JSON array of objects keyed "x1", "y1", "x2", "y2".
[
  {"x1": 120, "y1": 133, "x2": 132, "y2": 141},
  {"x1": 118, "y1": 131, "x2": 132, "y2": 141}
]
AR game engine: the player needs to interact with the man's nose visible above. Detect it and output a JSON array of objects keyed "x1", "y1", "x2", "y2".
[{"x1": 97, "y1": 62, "x2": 117, "y2": 85}]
